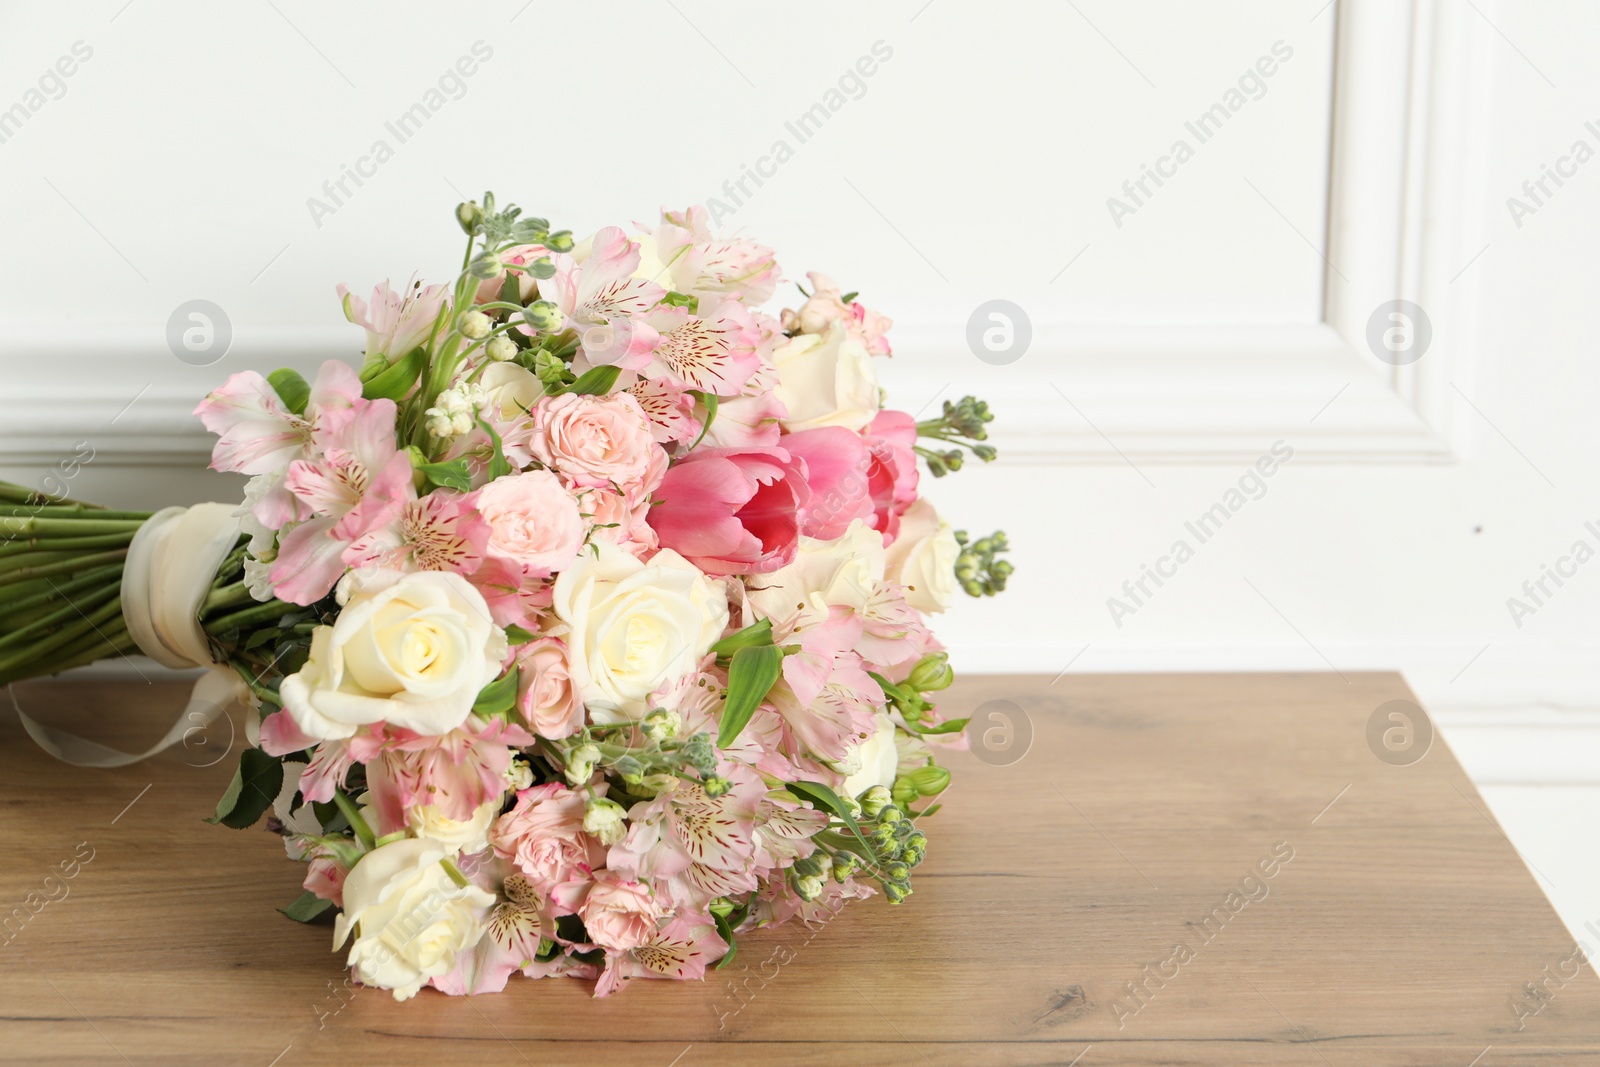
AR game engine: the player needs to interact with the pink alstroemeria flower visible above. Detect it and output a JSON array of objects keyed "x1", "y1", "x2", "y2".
[
  {"x1": 269, "y1": 398, "x2": 414, "y2": 604},
  {"x1": 654, "y1": 205, "x2": 782, "y2": 306},
  {"x1": 539, "y1": 227, "x2": 665, "y2": 370},
  {"x1": 648, "y1": 446, "x2": 810, "y2": 575},
  {"x1": 337, "y1": 275, "x2": 450, "y2": 365},
  {"x1": 637, "y1": 299, "x2": 762, "y2": 396},
  {"x1": 192, "y1": 360, "x2": 365, "y2": 528}
]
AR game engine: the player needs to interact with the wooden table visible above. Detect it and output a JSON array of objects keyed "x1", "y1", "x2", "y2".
[{"x1": 2, "y1": 671, "x2": 1596, "y2": 1066}]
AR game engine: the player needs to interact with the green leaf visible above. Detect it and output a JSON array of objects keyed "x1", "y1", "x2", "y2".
[
  {"x1": 417, "y1": 458, "x2": 473, "y2": 492},
  {"x1": 565, "y1": 364, "x2": 622, "y2": 396},
  {"x1": 475, "y1": 418, "x2": 512, "y2": 481},
  {"x1": 361, "y1": 346, "x2": 426, "y2": 401},
  {"x1": 713, "y1": 910, "x2": 739, "y2": 970},
  {"x1": 687, "y1": 390, "x2": 718, "y2": 451},
  {"x1": 206, "y1": 748, "x2": 283, "y2": 829},
  {"x1": 717, "y1": 644, "x2": 785, "y2": 749},
  {"x1": 709, "y1": 618, "x2": 773, "y2": 657},
  {"x1": 789, "y1": 779, "x2": 873, "y2": 852},
  {"x1": 267, "y1": 369, "x2": 310, "y2": 416},
  {"x1": 503, "y1": 623, "x2": 536, "y2": 646},
  {"x1": 280, "y1": 890, "x2": 333, "y2": 923},
  {"x1": 661, "y1": 290, "x2": 700, "y2": 314},
  {"x1": 473, "y1": 668, "x2": 519, "y2": 717},
  {"x1": 913, "y1": 716, "x2": 969, "y2": 737}
]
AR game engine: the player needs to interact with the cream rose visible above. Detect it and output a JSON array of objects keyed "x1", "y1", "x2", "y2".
[
  {"x1": 551, "y1": 542, "x2": 728, "y2": 722},
  {"x1": 772, "y1": 320, "x2": 880, "y2": 432},
  {"x1": 747, "y1": 519, "x2": 885, "y2": 628},
  {"x1": 281, "y1": 570, "x2": 507, "y2": 741},
  {"x1": 479, "y1": 361, "x2": 539, "y2": 422},
  {"x1": 885, "y1": 500, "x2": 959, "y2": 614},
  {"x1": 333, "y1": 838, "x2": 494, "y2": 1001},
  {"x1": 841, "y1": 712, "x2": 900, "y2": 799},
  {"x1": 406, "y1": 799, "x2": 498, "y2": 854},
  {"x1": 475, "y1": 471, "x2": 585, "y2": 577}
]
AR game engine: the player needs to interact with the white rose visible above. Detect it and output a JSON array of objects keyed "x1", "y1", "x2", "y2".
[
  {"x1": 406, "y1": 800, "x2": 498, "y2": 854},
  {"x1": 551, "y1": 542, "x2": 728, "y2": 723},
  {"x1": 479, "y1": 361, "x2": 540, "y2": 422},
  {"x1": 333, "y1": 838, "x2": 494, "y2": 1000},
  {"x1": 884, "y1": 500, "x2": 959, "y2": 614},
  {"x1": 747, "y1": 519, "x2": 885, "y2": 628},
  {"x1": 841, "y1": 712, "x2": 900, "y2": 799},
  {"x1": 772, "y1": 320, "x2": 880, "y2": 432},
  {"x1": 281, "y1": 570, "x2": 507, "y2": 741}
]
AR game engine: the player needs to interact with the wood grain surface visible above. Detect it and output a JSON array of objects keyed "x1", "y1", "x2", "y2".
[{"x1": 1, "y1": 671, "x2": 1596, "y2": 1066}]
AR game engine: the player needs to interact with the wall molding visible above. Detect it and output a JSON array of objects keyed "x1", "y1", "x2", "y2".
[{"x1": 0, "y1": 1, "x2": 1490, "y2": 471}]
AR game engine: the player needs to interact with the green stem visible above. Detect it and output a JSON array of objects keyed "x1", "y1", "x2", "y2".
[
  {"x1": 0, "y1": 532, "x2": 136, "y2": 558},
  {"x1": 0, "y1": 550, "x2": 128, "y2": 589},
  {"x1": 334, "y1": 791, "x2": 376, "y2": 851},
  {"x1": 0, "y1": 517, "x2": 146, "y2": 537},
  {"x1": 205, "y1": 598, "x2": 294, "y2": 635},
  {"x1": 0, "y1": 563, "x2": 123, "y2": 611},
  {"x1": 201, "y1": 581, "x2": 256, "y2": 617},
  {"x1": 0, "y1": 595, "x2": 124, "y2": 676},
  {"x1": 0, "y1": 582, "x2": 119, "y2": 652}
]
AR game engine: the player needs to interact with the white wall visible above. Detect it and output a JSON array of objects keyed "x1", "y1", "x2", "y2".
[{"x1": 2, "y1": 4, "x2": 1596, "y2": 772}]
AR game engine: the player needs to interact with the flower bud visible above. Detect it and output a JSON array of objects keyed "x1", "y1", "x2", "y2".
[
  {"x1": 522, "y1": 300, "x2": 564, "y2": 333},
  {"x1": 566, "y1": 743, "x2": 601, "y2": 784},
  {"x1": 583, "y1": 798, "x2": 627, "y2": 845},
  {"x1": 505, "y1": 760, "x2": 534, "y2": 791},
  {"x1": 642, "y1": 706, "x2": 681, "y2": 742},
  {"x1": 795, "y1": 874, "x2": 825, "y2": 901},
  {"x1": 877, "y1": 806, "x2": 904, "y2": 826},
  {"x1": 905, "y1": 765, "x2": 951, "y2": 797},
  {"x1": 859, "y1": 785, "x2": 892, "y2": 819},
  {"x1": 456, "y1": 201, "x2": 483, "y2": 234},
  {"x1": 907, "y1": 653, "x2": 954, "y2": 693},
  {"x1": 486, "y1": 335, "x2": 518, "y2": 362},
  {"x1": 701, "y1": 775, "x2": 732, "y2": 798},
  {"x1": 831, "y1": 853, "x2": 858, "y2": 882},
  {"x1": 546, "y1": 230, "x2": 575, "y2": 253},
  {"x1": 886, "y1": 863, "x2": 910, "y2": 882},
  {"x1": 460, "y1": 311, "x2": 492, "y2": 340},
  {"x1": 883, "y1": 880, "x2": 911, "y2": 904},
  {"x1": 792, "y1": 853, "x2": 827, "y2": 878},
  {"x1": 469, "y1": 252, "x2": 503, "y2": 280}
]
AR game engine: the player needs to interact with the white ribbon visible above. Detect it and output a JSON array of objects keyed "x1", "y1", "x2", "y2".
[{"x1": 16, "y1": 502, "x2": 254, "y2": 767}]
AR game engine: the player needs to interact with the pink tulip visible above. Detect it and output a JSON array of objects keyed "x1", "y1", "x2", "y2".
[
  {"x1": 649, "y1": 446, "x2": 810, "y2": 575},
  {"x1": 782, "y1": 426, "x2": 874, "y2": 541}
]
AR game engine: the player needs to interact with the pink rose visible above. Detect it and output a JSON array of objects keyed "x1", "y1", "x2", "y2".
[
  {"x1": 490, "y1": 784, "x2": 604, "y2": 900},
  {"x1": 531, "y1": 392, "x2": 664, "y2": 492},
  {"x1": 516, "y1": 637, "x2": 584, "y2": 739},
  {"x1": 476, "y1": 242, "x2": 549, "y2": 306},
  {"x1": 303, "y1": 853, "x2": 348, "y2": 909},
  {"x1": 475, "y1": 471, "x2": 585, "y2": 578},
  {"x1": 782, "y1": 426, "x2": 873, "y2": 541},
  {"x1": 578, "y1": 874, "x2": 664, "y2": 952},
  {"x1": 577, "y1": 484, "x2": 658, "y2": 558},
  {"x1": 779, "y1": 271, "x2": 893, "y2": 355},
  {"x1": 649, "y1": 446, "x2": 810, "y2": 575},
  {"x1": 863, "y1": 410, "x2": 919, "y2": 543}
]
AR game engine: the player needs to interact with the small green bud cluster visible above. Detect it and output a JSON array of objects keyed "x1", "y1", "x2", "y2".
[
  {"x1": 954, "y1": 529, "x2": 1012, "y2": 597},
  {"x1": 867, "y1": 804, "x2": 927, "y2": 905},
  {"x1": 915, "y1": 395, "x2": 997, "y2": 477},
  {"x1": 878, "y1": 653, "x2": 955, "y2": 731}
]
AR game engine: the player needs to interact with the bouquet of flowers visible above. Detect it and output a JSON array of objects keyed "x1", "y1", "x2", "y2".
[{"x1": 0, "y1": 194, "x2": 1010, "y2": 999}]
